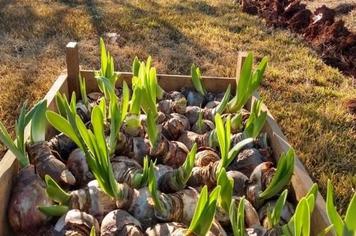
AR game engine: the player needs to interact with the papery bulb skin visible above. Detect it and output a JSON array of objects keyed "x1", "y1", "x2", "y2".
[
  {"x1": 227, "y1": 170, "x2": 249, "y2": 197},
  {"x1": 8, "y1": 165, "x2": 52, "y2": 235},
  {"x1": 67, "y1": 148, "x2": 93, "y2": 187},
  {"x1": 228, "y1": 148, "x2": 265, "y2": 177},
  {"x1": 186, "y1": 90, "x2": 205, "y2": 107},
  {"x1": 54, "y1": 209, "x2": 100, "y2": 236},
  {"x1": 192, "y1": 119, "x2": 214, "y2": 134},
  {"x1": 195, "y1": 147, "x2": 220, "y2": 167},
  {"x1": 111, "y1": 156, "x2": 142, "y2": 187},
  {"x1": 162, "y1": 113, "x2": 190, "y2": 140},
  {"x1": 69, "y1": 180, "x2": 117, "y2": 221},
  {"x1": 48, "y1": 133, "x2": 77, "y2": 161},
  {"x1": 101, "y1": 210, "x2": 144, "y2": 236},
  {"x1": 246, "y1": 162, "x2": 275, "y2": 208},
  {"x1": 27, "y1": 141, "x2": 76, "y2": 187}
]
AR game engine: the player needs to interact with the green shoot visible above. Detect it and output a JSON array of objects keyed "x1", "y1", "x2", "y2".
[
  {"x1": 215, "y1": 113, "x2": 254, "y2": 174},
  {"x1": 212, "y1": 84, "x2": 231, "y2": 115},
  {"x1": 294, "y1": 196, "x2": 313, "y2": 236},
  {"x1": 79, "y1": 74, "x2": 88, "y2": 108},
  {"x1": 217, "y1": 168, "x2": 233, "y2": 214},
  {"x1": 108, "y1": 81, "x2": 129, "y2": 156},
  {"x1": 38, "y1": 205, "x2": 69, "y2": 217},
  {"x1": 175, "y1": 143, "x2": 197, "y2": 188},
  {"x1": 244, "y1": 99, "x2": 267, "y2": 139},
  {"x1": 30, "y1": 99, "x2": 47, "y2": 143},
  {"x1": 0, "y1": 103, "x2": 33, "y2": 168},
  {"x1": 267, "y1": 189, "x2": 288, "y2": 228},
  {"x1": 187, "y1": 185, "x2": 221, "y2": 236},
  {"x1": 215, "y1": 113, "x2": 231, "y2": 173},
  {"x1": 282, "y1": 183, "x2": 318, "y2": 235},
  {"x1": 191, "y1": 64, "x2": 206, "y2": 96},
  {"x1": 148, "y1": 160, "x2": 164, "y2": 213},
  {"x1": 132, "y1": 56, "x2": 140, "y2": 77},
  {"x1": 45, "y1": 175, "x2": 71, "y2": 205},
  {"x1": 196, "y1": 109, "x2": 204, "y2": 133},
  {"x1": 259, "y1": 148, "x2": 295, "y2": 199},
  {"x1": 90, "y1": 226, "x2": 96, "y2": 236},
  {"x1": 47, "y1": 94, "x2": 121, "y2": 199},
  {"x1": 146, "y1": 111, "x2": 159, "y2": 148},
  {"x1": 326, "y1": 180, "x2": 356, "y2": 236},
  {"x1": 229, "y1": 197, "x2": 246, "y2": 236},
  {"x1": 231, "y1": 113, "x2": 243, "y2": 132},
  {"x1": 227, "y1": 53, "x2": 268, "y2": 113},
  {"x1": 132, "y1": 156, "x2": 150, "y2": 188},
  {"x1": 96, "y1": 37, "x2": 118, "y2": 92}
]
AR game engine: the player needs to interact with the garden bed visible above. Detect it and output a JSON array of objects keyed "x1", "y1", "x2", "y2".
[{"x1": 0, "y1": 42, "x2": 331, "y2": 235}]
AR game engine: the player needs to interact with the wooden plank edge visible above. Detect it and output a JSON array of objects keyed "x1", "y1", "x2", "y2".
[
  {"x1": 0, "y1": 73, "x2": 68, "y2": 235},
  {"x1": 249, "y1": 95, "x2": 330, "y2": 234}
]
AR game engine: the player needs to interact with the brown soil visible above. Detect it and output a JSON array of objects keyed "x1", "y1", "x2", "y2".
[{"x1": 237, "y1": 0, "x2": 356, "y2": 77}]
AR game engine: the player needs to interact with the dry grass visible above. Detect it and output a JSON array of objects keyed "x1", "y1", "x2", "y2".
[{"x1": 0, "y1": 0, "x2": 355, "y2": 213}]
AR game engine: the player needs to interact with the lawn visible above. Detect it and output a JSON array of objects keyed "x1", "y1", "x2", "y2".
[{"x1": 0, "y1": 0, "x2": 355, "y2": 213}]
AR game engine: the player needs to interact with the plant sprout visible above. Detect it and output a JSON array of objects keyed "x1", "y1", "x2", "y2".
[
  {"x1": 244, "y1": 99, "x2": 267, "y2": 139},
  {"x1": 326, "y1": 179, "x2": 356, "y2": 236},
  {"x1": 196, "y1": 109, "x2": 204, "y2": 133},
  {"x1": 259, "y1": 148, "x2": 295, "y2": 199},
  {"x1": 38, "y1": 205, "x2": 69, "y2": 217},
  {"x1": 131, "y1": 156, "x2": 150, "y2": 188},
  {"x1": 191, "y1": 64, "x2": 206, "y2": 96},
  {"x1": 79, "y1": 74, "x2": 88, "y2": 109},
  {"x1": 46, "y1": 94, "x2": 120, "y2": 199},
  {"x1": 282, "y1": 183, "x2": 318, "y2": 235},
  {"x1": 217, "y1": 168, "x2": 234, "y2": 214},
  {"x1": 147, "y1": 159, "x2": 164, "y2": 213},
  {"x1": 227, "y1": 53, "x2": 268, "y2": 113},
  {"x1": 186, "y1": 185, "x2": 221, "y2": 236},
  {"x1": 215, "y1": 113, "x2": 254, "y2": 174},
  {"x1": 96, "y1": 37, "x2": 118, "y2": 92},
  {"x1": 229, "y1": 197, "x2": 246, "y2": 236},
  {"x1": 266, "y1": 189, "x2": 289, "y2": 228},
  {"x1": 212, "y1": 84, "x2": 231, "y2": 115},
  {"x1": 0, "y1": 100, "x2": 46, "y2": 168}
]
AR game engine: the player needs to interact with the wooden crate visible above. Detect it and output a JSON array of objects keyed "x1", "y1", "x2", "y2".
[{"x1": 0, "y1": 42, "x2": 330, "y2": 235}]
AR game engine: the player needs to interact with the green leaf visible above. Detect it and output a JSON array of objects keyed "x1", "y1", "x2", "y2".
[
  {"x1": 132, "y1": 57, "x2": 140, "y2": 77},
  {"x1": 213, "y1": 85, "x2": 231, "y2": 115},
  {"x1": 226, "y1": 138, "x2": 254, "y2": 169},
  {"x1": 38, "y1": 205, "x2": 69, "y2": 217},
  {"x1": 217, "y1": 168, "x2": 233, "y2": 213},
  {"x1": 79, "y1": 74, "x2": 88, "y2": 108},
  {"x1": 46, "y1": 111, "x2": 82, "y2": 148},
  {"x1": 45, "y1": 175, "x2": 70, "y2": 204},
  {"x1": 90, "y1": 226, "x2": 96, "y2": 236},
  {"x1": 31, "y1": 99, "x2": 47, "y2": 143},
  {"x1": 0, "y1": 120, "x2": 28, "y2": 168},
  {"x1": 148, "y1": 160, "x2": 163, "y2": 212},
  {"x1": 100, "y1": 37, "x2": 107, "y2": 77},
  {"x1": 215, "y1": 113, "x2": 226, "y2": 165},
  {"x1": 326, "y1": 180, "x2": 345, "y2": 236},
  {"x1": 188, "y1": 186, "x2": 221, "y2": 236},
  {"x1": 179, "y1": 143, "x2": 197, "y2": 185},
  {"x1": 259, "y1": 148, "x2": 295, "y2": 199},
  {"x1": 55, "y1": 93, "x2": 67, "y2": 117},
  {"x1": 344, "y1": 193, "x2": 356, "y2": 232},
  {"x1": 146, "y1": 111, "x2": 158, "y2": 148},
  {"x1": 270, "y1": 189, "x2": 288, "y2": 227},
  {"x1": 229, "y1": 197, "x2": 246, "y2": 236},
  {"x1": 294, "y1": 197, "x2": 310, "y2": 236},
  {"x1": 191, "y1": 64, "x2": 206, "y2": 96},
  {"x1": 121, "y1": 81, "x2": 130, "y2": 123}
]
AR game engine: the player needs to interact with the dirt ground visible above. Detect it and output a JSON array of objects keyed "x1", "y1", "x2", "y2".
[
  {"x1": 303, "y1": 0, "x2": 356, "y2": 32},
  {"x1": 0, "y1": 0, "x2": 355, "y2": 213}
]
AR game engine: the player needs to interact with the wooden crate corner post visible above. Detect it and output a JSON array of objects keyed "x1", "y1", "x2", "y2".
[{"x1": 66, "y1": 42, "x2": 80, "y2": 96}]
